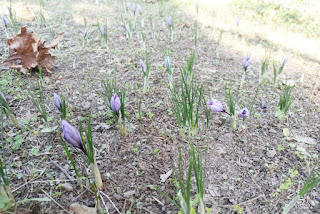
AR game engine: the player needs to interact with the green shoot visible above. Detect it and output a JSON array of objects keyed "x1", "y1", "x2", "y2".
[
  {"x1": 60, "y1": 96, "x2": 67, "y2": 120},
  {"x1": 225, "y1": 86, "x2": 236, "y2": 130},
  {"x1": 276, "y1": 86, "x2": 294, "y2": 120},
  {"x1": 273, "y1": 57, "x2": 289, "y2": 84},
  {"x1": 260, "y1": 57, "x2": 269, "y2": 83},
  {"x1": 29, "y1": 80, "x2": 48, "y2": 123},
  {"x1": 141, "y1": 52, "x2": 151, "y2": 94},
  {"x1": 0, "y1": 92, "x2": 17, "y2": 125}
]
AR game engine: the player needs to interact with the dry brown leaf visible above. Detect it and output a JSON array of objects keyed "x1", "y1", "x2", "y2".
[
  {"x1": 3, "y1": 27, "x2": 63, "y2": 74},
  {"x1": 69, "y1": 203, "x2": 97, "y2": 214}
]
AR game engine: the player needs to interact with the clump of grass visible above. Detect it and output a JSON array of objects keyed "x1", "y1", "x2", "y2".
[
  {"x1": 276, "y1": 85, "x2": 294, "y2": 121},
  {"x1": 282, "y1": 158, "x2": 320, "y2": 214},
  {"x1": 171, "y1": 52, "x2": 203, "y2": 136},
  {"x1": 148, "y1": 142, "x2": 207, "y2": 214},
  {"x1": 102, "y1": 76, "x2": 129, "y2": 135},
  {"x1": 0, "y1": 111, "x2": 15, "y2": 209}
]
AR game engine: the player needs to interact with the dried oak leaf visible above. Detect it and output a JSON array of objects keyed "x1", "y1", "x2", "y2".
[{"x1": 3, "y1": 26, "x2": 63, "y2": 74}]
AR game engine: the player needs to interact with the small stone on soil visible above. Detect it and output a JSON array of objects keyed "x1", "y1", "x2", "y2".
[{"x1": 62, "y1": 183, "x2": 73, "y2": 192}]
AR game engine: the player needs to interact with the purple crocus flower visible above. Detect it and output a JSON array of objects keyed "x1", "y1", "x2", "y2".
[
  {"x1": 137, "y1": 5, "x2": 142, "y2": 14},
  {"x1": 83, "y1": 28, "x2": 88, "y2": 38},
  {"x1": 281, "y1": 56, "x2": 289, "y2": 68},
  {"x1": 0, "y1": 91, "x2": 7, "y2": 104},
  {"x1": 236, "y1": 17, "x2": 240, "y2": 27},
  {"x1": 239, "y1": 107, "x2": 250, "y2": 118},
  {"x1": 2, "y1": 16, "x2": 7, "y2": 29},
  {"x1": 126, "y1": 2, "x2": 131, "y2": 8},
  {"x1": 132, "y1": 4, "x2": 137, "y2": 15},
  {"x1": 166, "y1": 16, "x2": 172, "y2": 28},
  {"x1": 54, "y1": 93, "x2": 62, "y2": 111},
  {"x1": 100, "y1": 26, "x2": 105, "y2": 36},
  {"x1": 243, "y1": 56, "x2": 251, "y2": 71},
  {"x1": 140, "y1": 59, "x2": 146, "y2": 74},
  {"x1": 110, "y1": 93, "x2": 121, "y2": 116},
  {"x1": 207, "y1": 99, "x2": 225, "y2": 112},
  {"x1": 8, "y1": 7, "x2": 11, "y2": 16},
  {"x1": 61, "y1": 120, "x2": 86, "y2": 154}
]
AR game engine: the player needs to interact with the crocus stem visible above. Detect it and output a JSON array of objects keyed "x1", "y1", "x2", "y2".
[
  {"x1": 224, "y1": 111, "x2": 231, "y2": 116},
  {"x1": 90, "y1": 158, "x2": 103, "y2": 190},
  {"x1": 240, "y1": 70, "x2": 246, "y2": 90},
  {"x1": 230, "y1": 116, "x2": 236, "y2": 130},
  {"x1": 143, "y1": 76, "x2": 149, "y2": 94}
]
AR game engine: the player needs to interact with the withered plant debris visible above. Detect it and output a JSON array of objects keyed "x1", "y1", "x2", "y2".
[{"x1": 3, "y1": 26, "x2": 63, "y2": 74}]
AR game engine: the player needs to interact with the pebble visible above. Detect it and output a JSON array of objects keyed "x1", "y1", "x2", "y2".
[
  {"x1": 62, "y1": 183, "x2": 74, "y2": 192},
  {"x1": 309, "y1": 200, "x2": 316, "y2": 207},
  {"x1": 266, "y1": 150, "x2": 276, "y2": 158},
  {"x1": 82, "y1": 102, "x2": 91, "y2": 110},
  {"x1": 123, "y1": 190, "x2": 135, "y2": 198}
]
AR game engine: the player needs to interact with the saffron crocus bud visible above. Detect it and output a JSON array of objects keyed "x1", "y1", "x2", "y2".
[
  {"x1": 166, "y1": 16, "x2": 172, "y2": 28},
  {"x1": 140, "y1": 59, "x2": 146, "y2": 74},
  {"x1": 110, "y1": 93, "x2": 121, "y2": 116},
  {"x1": 54, "y1": 93, "x2": 62, "y2": 111},
  {"x1": 207, "y1": 99, "x2": 225, "y2": 112},
  {"x1": 126, "y1": 2, "x2": 131, "y2": 8},
  {"x1": 2, "y1": 16, "x2": 7, "y2": 29},
  {"x1": 281, "y1": 56, "x2": 289, "y2": 68},
  {"x1": 239, "y1": 107, "x2": 250, "y2": 118},
  {"x1": 132, "y1": 4, "x2": 137, "y2": 15},
  {"x1": 61, "y1": 120, "x2": 86, "y2": 154},
  {"x1": 0, "y1": 91, "x2": 7, "y2": 103},
  {"x1": 137, "y1": 5, "x2": 142, "y2": 14},
  {"x1": 83, "y1": 28, "x2": 88, "y2": 38},
  {"x1": 100, "y1": 26, "x2": 105, "y2": 36},
  {"x1": 236, "y1": 17, "x2": 240, "y2": 27},
  {"x1": 165, "y1": 56, "x2": 171, "y2": 69},
  {"x1": 243, "y1": 56, "x2": 251, "y2": 71}
]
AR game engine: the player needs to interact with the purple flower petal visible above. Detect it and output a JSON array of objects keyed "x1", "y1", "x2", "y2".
[
  {"x1": 281, "y1": 56, "x2": 289, "y2": 68},
  {"x1": 207, "y1": 99, "x2": 224, "y2": 112},
  {"x1": 54, "y1": 93, "x2": 62, "y2": 111},
  {"x1": 61, "y1": 120, "x2": 85, "y2": 154},
  {"x1": 239, "y1": 107, "x2": 250, "y2": 118},
  {"x1": 243, "y1": 56, "x2": 251, "y2": 71},
  {"x1": 110, "y1": 93, "x2": 121, "y2": 115}
]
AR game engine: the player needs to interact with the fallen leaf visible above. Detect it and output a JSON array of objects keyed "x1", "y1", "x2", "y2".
[
  {"x1": 4, "y1": 27, "x2": 63, "y2": 74},
  {"x1": 160, "y1": 169, "x2": 173, "y2": 182},
  {"x1": 69, "y1": 203, "x2": 97, "y2": 214}
]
